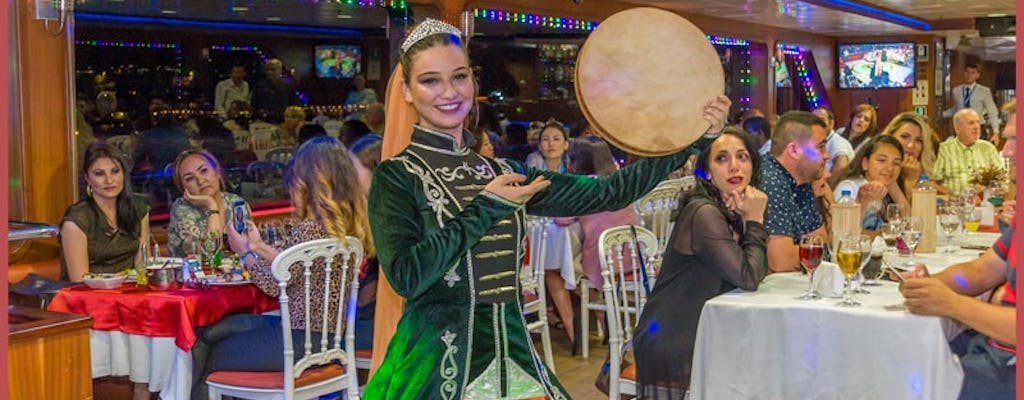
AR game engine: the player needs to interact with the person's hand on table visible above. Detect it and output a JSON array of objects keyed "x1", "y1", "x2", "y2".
[{"x1": 899, "y1": 276, "x2": 960, "y2": 317}]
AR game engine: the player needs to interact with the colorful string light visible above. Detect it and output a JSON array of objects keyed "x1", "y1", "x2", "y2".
[
  {"x1": 707, "y1": 35, "x2": 749, "y2": 46},
  {"x1": 473, "y1": 8, "x2": 597, "y2": 31},
  {"x1": 75, "y1": 39, "x2": 180, "y2": 49},
  {"x1": 789, "y1": 46, "x2": 821, "y2": 109},
  {"x1": 210, "y1": 45, "x2": 259, "y2": 52},
  {"x1": 307, "y1": 0, "x2": 407, "y2": 8}
]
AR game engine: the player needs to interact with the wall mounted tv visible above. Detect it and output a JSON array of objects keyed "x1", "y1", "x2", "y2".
[
  {"x1": 837, "y1": 42, "x2": 915, "y2": 89},
  {"x1": 314, "y1": 45, "x2": 361, "y2": 79}
]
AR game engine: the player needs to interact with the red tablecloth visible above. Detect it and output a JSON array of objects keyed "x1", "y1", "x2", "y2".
[{"x1": 47, "y1": 283, "x2": 279, "y2": 351}]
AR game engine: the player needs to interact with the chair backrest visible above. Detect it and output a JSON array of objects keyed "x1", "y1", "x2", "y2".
[
  {"x1": 249, "y1": 123, "x2": 278, "y2": 159},
  {"x1": 270, "y1": 237, "x2": 363, "y2": 396},
  {"x1": 599, "y1": 225, "x2": 658, "y2": 398},
  {"x1": 634, "y1": 182, "x2": 683, "y2": 259},
  {"x1": 264, "y1": 146, "x2": 296, "y2": 163},
  {"x1": 521, "y1": 216, "x2": 549, "y2": 300},
  {"x1": 231, "y1": 129, "x2": 251, "y2": 150}
]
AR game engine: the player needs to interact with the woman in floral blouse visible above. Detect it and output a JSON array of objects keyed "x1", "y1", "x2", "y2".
[{"x1": 167, "y1": 148, "x2": 251, "y2": 257}]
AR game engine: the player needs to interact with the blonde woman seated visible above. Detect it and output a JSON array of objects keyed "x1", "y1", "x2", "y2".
[
  {"x1": 189, "y1": 136, "x2": 374, "y2": 399},
  {"x1": 881, "y1": 111, "x2": 942, "y2": 195},
  {"x1": 167, "y1": 148, "x2": 251, "y2": 257},
  {"x1": 831, "y1": 135, "x2": 910, "y2": 230}
]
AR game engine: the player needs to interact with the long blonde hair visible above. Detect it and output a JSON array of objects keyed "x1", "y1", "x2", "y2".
[
  {"x1": 881, "y1": 111, "x2": 936, "y2": 174},
  {"x1": 286, "y1": 136, "x2": 374, "y2": 255}
]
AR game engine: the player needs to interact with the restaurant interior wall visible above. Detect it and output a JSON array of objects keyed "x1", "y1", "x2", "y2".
[{"x1": 832, "y1": 35, "x2": 941, "y2": 137}]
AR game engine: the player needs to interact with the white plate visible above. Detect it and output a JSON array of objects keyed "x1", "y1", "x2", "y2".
[{"x1": 206, "y1": 279, "x2": 251, "y2": 286}]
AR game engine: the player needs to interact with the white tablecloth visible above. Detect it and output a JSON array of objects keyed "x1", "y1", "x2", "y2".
[
  {"x1": 91, "y1": 330, "x2": 191, "y2": 399},
  {"x1": 691, "y1": 273, "x2": 964, "y2": 400}
]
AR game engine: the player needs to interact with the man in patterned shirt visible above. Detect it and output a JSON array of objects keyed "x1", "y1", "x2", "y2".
[
  {"x1": 757, "y1": 111, "x2": 830, "y2": 272},
  {"x1": 933, "y1": 109, "x2": 1004, "y2": 194}
]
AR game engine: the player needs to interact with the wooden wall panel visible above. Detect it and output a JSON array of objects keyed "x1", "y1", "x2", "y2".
[{"x1": 10, "y1": 1, "x2": 74, "y2": 262}]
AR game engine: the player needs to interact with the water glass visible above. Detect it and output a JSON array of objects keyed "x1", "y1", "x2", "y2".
[
  {"x1": 938, "y1": 205, "x2": 961, "y2": 253},
  {"x1": 899, "y1": 216, "x2": 923, "y2": 268},
  {"x1": 886, "y1": 203, "x2": 904, "y2": 225}
]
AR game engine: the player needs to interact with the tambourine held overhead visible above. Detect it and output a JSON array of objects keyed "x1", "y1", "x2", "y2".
[{"x1": 576, "y1": 7, "x2": 725, "y2": 156}]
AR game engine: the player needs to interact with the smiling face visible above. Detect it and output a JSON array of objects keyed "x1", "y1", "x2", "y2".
[
  {"x1": 177, "y1": 154, "x2": 222, "y2": 197},
  {"x1": 890, "y1": 121, "x2": 923, "y2": 161},
  {"x1": 862, "y1": 142, "x2": 903, "y2": 185},
  {"x1": 539, "y1": 126, "x2": 569, "y2": 161},
  {"x1": 85, "y1": 156, "x2": 124, "y2": 201},
  {"x1": 402, "y1": 44, "x2": 475, "y2": 137},
  {"x1": 707, "y1": 134, "x2": 754, "y2": 194}
]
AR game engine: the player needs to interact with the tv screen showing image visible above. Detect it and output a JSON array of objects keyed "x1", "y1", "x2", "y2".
[
  {"x1": 838, "y1": 43, "x2": 915, "y2": 89},
  {"x1": 315, "y1": 45, "x2": 360, "y2": 79}
]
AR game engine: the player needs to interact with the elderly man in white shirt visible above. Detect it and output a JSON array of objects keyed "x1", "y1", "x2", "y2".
[{"x1": 214, "y1": 66, "x2": 251, "y2": 118}]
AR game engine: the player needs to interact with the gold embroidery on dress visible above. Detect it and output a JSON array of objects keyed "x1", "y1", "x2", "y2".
[
  {"x1": 480, "y1": 234, "x2": 513, "y2": 242},
  {"x1": 475, "y1": 250, "x2": 514, "y2": 259},
  {"x1": 479, "y1": 270, "x2": 516, "y2": 281},
  {"x1": 478, "y1": 286, "x2": 517, "y2": 296}
]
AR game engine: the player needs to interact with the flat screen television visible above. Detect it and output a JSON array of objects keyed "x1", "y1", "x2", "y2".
[
  {"x1": 314, "y1": 45, "x2": 361, "y2": 79},
  {"x1": 837, "y1": 43, "x2": 915, "y2": 89}
]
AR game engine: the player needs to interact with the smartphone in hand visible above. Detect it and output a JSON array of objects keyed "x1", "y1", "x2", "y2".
[{"x1": 231, "y1": 200, "x2": 247, "y2": 234}]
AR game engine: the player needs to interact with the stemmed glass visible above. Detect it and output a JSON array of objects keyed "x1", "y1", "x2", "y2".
[
  {"x1": 836, "y1": 236, "x2": 866, "y2": 307},
  {"x1": 899, "y1": 216, "x2": 923, "y2": 268},
  {"x1": 938, "y1": 205, "x2": 961, "y2": 254},
  {"x1": 852, "y1": 235, "x2": 874, "y2": 293},
  {"x1": 879, "y1": 222, "x2": 900, "y2": 268},
  {"x1": 886, "y1": 203, "x2": 904, "y2": 225},
  {"x1": 201, "y1": 230, "x2": 223, "y2": 268},
  {"x1": 796, "y1": 234, "x2": 824, "y2": 300}
]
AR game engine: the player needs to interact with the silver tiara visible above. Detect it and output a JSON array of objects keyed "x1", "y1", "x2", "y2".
[{"x1": 401, "y1": 18, "x2": 462, "y2": 53}]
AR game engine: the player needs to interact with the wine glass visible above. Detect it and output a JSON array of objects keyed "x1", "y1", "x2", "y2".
[
  {"x1": 963, "y1": 208, "x2": 982, "y2": 234},
  {"x1": 899, "y1": 216, "x2": 923, "y2": 268},
  {"x1": 938, "y1": 205, "x2": 961, "y2": 254},
  {"x1": 796, "y1": 234, "x2": 824, "y2": 300},
  {"x1": 885, "y1": 203, "x2": 904, "y2": 225},
  {"x1": 836, "y1": 236, "x2": 865, "y2": 307},
  {"x1": 847, "y1": 235, "x2": 872, "y2": 294},
  {"x1": 879, "y1": 222, "x2": 900, "y2": 268}
]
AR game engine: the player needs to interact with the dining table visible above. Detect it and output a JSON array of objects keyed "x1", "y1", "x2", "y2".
[
  {"x1": 689, "y1": 231, "x2": 1002, "y2": 400},
  {"x1": 47, "y1": 281, "x2": 278, "y2": 399}
]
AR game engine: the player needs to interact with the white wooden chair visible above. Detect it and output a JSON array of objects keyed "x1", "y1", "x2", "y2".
[
  {"x1": 206, "y1": 237, "x2": 363, "y2": 400},
  {"x1": 522, "y1": 216, "x2": 556, "y2": 373},
  {"x1": 599, "y1": 225, "x2": 659, "y2": 399},
  {"x1": 579, "y1": 225, "x2": 658, "y2": 359},
  {"x1": 635, "y1": 179, "x2": 686, "y2": 263}
]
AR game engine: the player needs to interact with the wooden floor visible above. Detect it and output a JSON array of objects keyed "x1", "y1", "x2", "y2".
[
  {"x1": 93, "y1": 327, "x2": 611, "y2": 400},
  {"x1": 538, "y1": 327, "x2": 611, "y2": 399}
]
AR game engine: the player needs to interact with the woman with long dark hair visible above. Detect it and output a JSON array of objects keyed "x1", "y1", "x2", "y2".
[
  {"x1": 60, "y1": 141, "x2": 150, "y2": 282},
  {"x1": 830, "y1": 135, "x2": 909, "y2": 229},
  {"x1": 633, "y1": 128, "x2": 769, "y2": 398}
]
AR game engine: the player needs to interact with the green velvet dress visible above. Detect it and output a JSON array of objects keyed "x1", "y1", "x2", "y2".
[{"x1": 364, "y1": 126, "x2": 685, "y2": 400}]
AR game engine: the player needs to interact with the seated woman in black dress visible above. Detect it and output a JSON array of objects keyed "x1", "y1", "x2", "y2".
[{"x1": 633, "y1": 128, "x2": 770, "y2": 398}]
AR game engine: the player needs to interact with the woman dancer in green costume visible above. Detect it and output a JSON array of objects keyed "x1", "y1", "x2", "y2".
[{"x1": 363, "y1": 18, "x2": 730, "y2": 400}]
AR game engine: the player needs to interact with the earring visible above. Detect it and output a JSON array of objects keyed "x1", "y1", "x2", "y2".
[{"x1": 86, "y1": 185, "x2": 94, "y2": 197}]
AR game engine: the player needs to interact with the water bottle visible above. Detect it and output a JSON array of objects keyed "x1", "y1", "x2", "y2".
[
  {"x1": 831, "y1": 190, "x2": 860, "y2": 257},
  {"x1": 911, "y1": 175, "x2": 937, "y2": 253}
]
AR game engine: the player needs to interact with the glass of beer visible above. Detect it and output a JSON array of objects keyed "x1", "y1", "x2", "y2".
[
  {"x1": 836, "y1": 236, "x2": 865, "y2": 307},
  {"x1": 796, "y1": 234, "x2": 824, "y2": 300}
]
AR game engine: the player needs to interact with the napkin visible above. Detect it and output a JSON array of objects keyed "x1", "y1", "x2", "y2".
[
  {"x1": 812, "y1": 262, "x2": 846, "y2": 298},
  {"x1": 871, "y1": 236, "x2": 886, "y2": 257}
]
